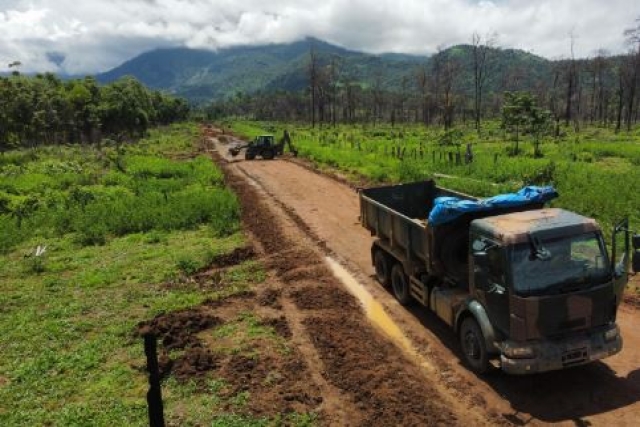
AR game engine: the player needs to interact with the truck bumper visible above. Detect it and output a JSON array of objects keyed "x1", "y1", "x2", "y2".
[{"x1": 500, "y1": 325, "x2": 622, "y2": 375}]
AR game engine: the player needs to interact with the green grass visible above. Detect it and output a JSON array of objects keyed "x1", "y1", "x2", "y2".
[
  {"x1": 209, "y1": 312, "x2": 290, "y2": 357},
  {"x1": 226, "y1": 119, "x2": 640, "y2": 236},
  {"x1": 0, "y1": 123, "x2": 314, "y2": 426},
  {"x1": 0, "y1": 123, "x2": 239, "y2": 253}
]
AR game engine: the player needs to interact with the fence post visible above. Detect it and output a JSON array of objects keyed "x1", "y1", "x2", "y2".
[{"x1": 144, "y1": 333, "x2": 165, "y2": 427}]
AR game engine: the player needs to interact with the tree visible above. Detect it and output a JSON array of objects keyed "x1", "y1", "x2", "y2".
[
  {"x1": 622, "y1": 17, "x2": 640, "y2": 131},
  {"x1": 472, "y1": 32, "x2": 496, "y2": 134},
  {"x1": 416, "y1": 65, "x2": 430, "y2": 125},
  {"x1": 502, "y1": 92, "x2": 551, "y2": 156},
  {"x1": 307, "y1": 44, "x2": 319, "y2": 127},
  {"x1": 564, "y1": 31, "x2": 578, "y2": 128}
]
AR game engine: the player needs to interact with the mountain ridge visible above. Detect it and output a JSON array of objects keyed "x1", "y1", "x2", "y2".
[{"x1": 97, "y1": 37, "x2": 552, "y2": 103}]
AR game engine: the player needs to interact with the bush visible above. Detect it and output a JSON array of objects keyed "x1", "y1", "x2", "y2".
[{"x1": 0, "y1": 215, "x2": 25, "y2": 253}]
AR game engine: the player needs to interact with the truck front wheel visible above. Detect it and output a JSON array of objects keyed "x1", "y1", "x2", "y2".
[
  {"x1": 374, "y1": 250, "x2": 391, "y2": 288},
  {"x1": 459, "y1": 317, "x2": 490, "y2": 374},
  {"x1": 391, "y1": 264, "x2": 412, "y2": 305}
]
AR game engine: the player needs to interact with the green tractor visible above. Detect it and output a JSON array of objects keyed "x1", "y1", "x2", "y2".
[{"x1": 229, "y1": 131, "x2": 298, "y2": 160}]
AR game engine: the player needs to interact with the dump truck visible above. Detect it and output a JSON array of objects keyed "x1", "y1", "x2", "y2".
[{"x1": 359, "y1": 180, "x2": 638, "y2": 374}]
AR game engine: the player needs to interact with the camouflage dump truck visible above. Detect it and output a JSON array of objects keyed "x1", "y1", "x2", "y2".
[{"x1": 360, "y1": 180, "x2": 638, "y2": 374}]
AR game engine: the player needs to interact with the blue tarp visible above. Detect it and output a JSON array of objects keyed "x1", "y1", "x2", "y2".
[{"x1": 427, "y1": 186, "x2": 559, "y2": 227}]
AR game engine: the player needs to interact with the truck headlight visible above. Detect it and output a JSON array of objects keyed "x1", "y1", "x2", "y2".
[
  {"x1": 503, "y1": 344, "x2": 536, "y2": 359},
  {"x1": 604, "y1": 327, "x2": 619, "y2": 342}
]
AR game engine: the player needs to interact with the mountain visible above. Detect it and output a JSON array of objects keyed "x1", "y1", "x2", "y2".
[
  {"x1": 97, "y1": 38, "x2": 425, "y2": 103},
  {"x1": 97, "y1": 38, "x2": 553, "y2": 104}
]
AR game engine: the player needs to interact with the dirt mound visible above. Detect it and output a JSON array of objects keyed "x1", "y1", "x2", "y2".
[
  {"x1": 172, "y1": 347, "x2": 220, "y2": 381},
  {"x1": 259, "y1": 316, "x2": 292, "y2": 338},
  {"x1": 304, "y1": 315, "x2": 458, "y2": 426},
  {"x1": 209, "y1": 246, "x2": 256, "y2": 268},
  {"x1": 290, "y1": 285, "x2": 358, "y2": 311},
  {"x1": 257, "y1": 288, "x2": 282, "y2": 309},
  {"x1": 280, "y1": 264, "x2": 333, "y2": 283},
  {"x1": 219, "y1": 353, "x2": 323, "y2": 416},
  {"x1": 138, "y1": 308, "x2": 221, "y2": 351}
]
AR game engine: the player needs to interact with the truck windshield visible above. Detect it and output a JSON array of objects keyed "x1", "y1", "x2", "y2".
[{"x1": 511, "y1": 232, "x2": 609, "y2": 296}]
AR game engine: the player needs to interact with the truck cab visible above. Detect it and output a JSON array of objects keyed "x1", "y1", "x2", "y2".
[{"x1": 464, "y1": 209, "x2": 623, "y2": 374}]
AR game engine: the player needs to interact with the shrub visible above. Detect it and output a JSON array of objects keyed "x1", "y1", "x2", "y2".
[{"x1": 0, "y1": 215, "x2": 25, "y2": 253}]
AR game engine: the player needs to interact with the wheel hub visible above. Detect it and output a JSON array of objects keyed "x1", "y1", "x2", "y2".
[{"x1": 464, "y1": 332, "x2": 480, "y2": 360}]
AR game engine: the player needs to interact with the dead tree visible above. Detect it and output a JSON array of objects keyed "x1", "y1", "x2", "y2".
[{"x1": 472, "y1": 32, "x2": 496, "y2": 134}]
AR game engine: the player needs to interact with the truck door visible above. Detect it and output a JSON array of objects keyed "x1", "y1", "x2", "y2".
[
  {"x1": 471, "y1": 235, "x2": 509, "y2": 335},
  {"x1": 612, "y1": 218, "x2": 630, "y2": 307}
]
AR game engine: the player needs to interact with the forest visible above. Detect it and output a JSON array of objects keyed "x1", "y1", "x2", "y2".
[{"x1": 0, "y1": 72, "x2": 189, "y2": 153}]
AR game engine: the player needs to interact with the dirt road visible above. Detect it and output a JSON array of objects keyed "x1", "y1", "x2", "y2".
[{"x1": 213, "y1": 138, "x2": 640, "y2": 426}]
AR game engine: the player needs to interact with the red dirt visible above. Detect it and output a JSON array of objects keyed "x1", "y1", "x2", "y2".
[{"x1": 209, "y1": 141, "x2": 476, "y2": 426}]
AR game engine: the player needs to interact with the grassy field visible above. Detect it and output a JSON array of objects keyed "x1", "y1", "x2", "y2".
[
  {"x1": 0, "y1": 124, "x2": 311, "y2": 425},
  {"x1": 224, "y1": 120, "x2": 640, "y2": 237}
]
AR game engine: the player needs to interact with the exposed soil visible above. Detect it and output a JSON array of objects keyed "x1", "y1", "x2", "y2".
[
  {"x1": 259, "y1": 316, "x2": 292, "y2": 339},
  {"x1": 207, "y1": 246, "x2": 256, "y2": 269},
  {"x1": 138, "y1": 308, "x2": 222, "y2": 351},
  {"x1": 205, "y1": 129, "x2": 640, "y2": 427},
  {"x1": 304, "y1": 315, "x2": 456, "y2": 426},
  {"x1": 137, "y1": 293, "x2": 326, "y2": 417},
  {"x1": 290, "y1": 285, "x2": 359, "y2": 311},
  {"x1": 257, "y1": 287, "x2": 282, "y2": 309}
]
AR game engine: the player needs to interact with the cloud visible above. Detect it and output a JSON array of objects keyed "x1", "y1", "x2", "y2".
[{"x1": 0, "y1": 0, "x2": 637, "y2": 74}]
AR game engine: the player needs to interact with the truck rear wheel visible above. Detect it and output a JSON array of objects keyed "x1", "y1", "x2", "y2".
[
  {"x1": 374, "y1": 250, "x2": 390, "y2": 288},
  {"x1": 391, "y1": 264, "x2": 412, "y2": 305},
  {"x1": 459, "y1": 317, "x2": 489, "y2": 374}
]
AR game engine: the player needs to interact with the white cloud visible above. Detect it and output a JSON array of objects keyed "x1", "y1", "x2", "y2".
[{"x1": 0, "y1": 0, "x2": 638, "y2": 74}]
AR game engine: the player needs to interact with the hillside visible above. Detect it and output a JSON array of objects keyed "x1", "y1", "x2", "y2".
[{"x1": 98, "y1": 38, "x2": 552, "y2": 103}]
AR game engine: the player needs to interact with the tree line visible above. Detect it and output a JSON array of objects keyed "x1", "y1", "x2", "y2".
[
  {"x1": 0, "y1": 72, "x2": 189, "y2": 153},
  {"x1": 206, "y1": 18, "x2": 640, "y2": 134}
]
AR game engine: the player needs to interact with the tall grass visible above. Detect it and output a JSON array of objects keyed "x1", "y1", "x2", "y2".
[{"x1": 0, "y1": 125, "x2": 239, "y2": 252}]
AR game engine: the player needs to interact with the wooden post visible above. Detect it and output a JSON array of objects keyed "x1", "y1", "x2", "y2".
[{"x1": 144, "y1": 333, "x2": 165, "y2": 427}]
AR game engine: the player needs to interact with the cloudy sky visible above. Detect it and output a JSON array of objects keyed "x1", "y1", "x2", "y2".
[{"x1": 0, "y1": 0, "x2": 638, "y2": 74}]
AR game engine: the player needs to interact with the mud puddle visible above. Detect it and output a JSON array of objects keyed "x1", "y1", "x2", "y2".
[{"x1": 325, "y1": 256, "x2": 434, "y2": 372}]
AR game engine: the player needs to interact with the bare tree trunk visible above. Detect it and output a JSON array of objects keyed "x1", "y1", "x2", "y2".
[{"x1": 308, "y1": 44, "x2": 318, "y2": 128}]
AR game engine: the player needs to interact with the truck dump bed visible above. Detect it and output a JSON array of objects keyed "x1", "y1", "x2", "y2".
[
  {"x1": 359, "y1": 180, "x2": 548, "y2": 282},
  {"x1": 359, "y1": 180, "x2": 475, "y2": 280}
]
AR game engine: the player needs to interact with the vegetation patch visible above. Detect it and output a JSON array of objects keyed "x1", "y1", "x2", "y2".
[{"x1": 0, "y1": 123, "x2": 300, "y2": 426}]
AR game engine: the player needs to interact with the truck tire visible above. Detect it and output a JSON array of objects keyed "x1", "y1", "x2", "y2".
[
  {"x1": 459, "y1": 317, "x2": 490, "y2": 374},
  {"x1": 262, "y1": 149, "x2": 275, "y2": 160},
  {"x1": 245, "y1": 150, "x2": 256, "y2": 160},
  {"x1": 374, "y1": 250, "x2": 391, "y2": 288},
  {"x1": 391, "y1": 264, "x2": 412, "y2": 305}
]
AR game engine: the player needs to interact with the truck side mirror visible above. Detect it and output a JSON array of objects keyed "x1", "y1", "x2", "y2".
[
  {"x1": 633, "y1": 234, "x2": 640, "y2": 251},
  {"x1": 633, "y1": 251, "x2": 640, "y2": 274}
]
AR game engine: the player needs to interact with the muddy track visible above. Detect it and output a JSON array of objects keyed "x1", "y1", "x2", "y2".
[
  {"x1": 210, "y1": 133, "x2": 640, "y2": 426},
  {"x1": 216, "y1": 149, "x2": 471, "y2": 426}
]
